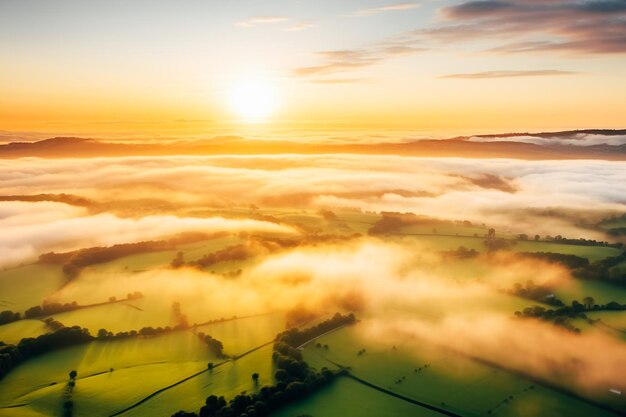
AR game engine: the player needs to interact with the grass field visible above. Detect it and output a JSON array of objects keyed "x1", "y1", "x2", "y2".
[
  {"x1": 15, "y1": 361, "x2": 207, "y2": 417},
  {"x1": 0, "y1": 331, "x2": 216, "y2": 413},
  {"x1": 48, "y1": 299, "x2": 175, "y2": 334},
  {"x1": 299, "y1": 324, "x2": 624, "y2": 417},
  {"x1": 272, "y1": 376, "x2": 443, "y2": 417},
  {"x1": 0, "y1": 320, "x2": 48, "y2": 344},
  {"x1": 513, "y1": 241, "x2": 622, "y2": 262},
  {"x1": 554, "y1": 279, "x2": 626, "y2": 304},
  {"x1": 195, "y1": 313, "x2": 285, "y2": 355},
  {"x1": 588, "y1": 311, "x2": 626, "y2": 331},
  {"x1": 85, "y1": 235, "x2": 243, "y2": 275},
  {"x1": 0, "y1": 265, "x2": 65, "y2": 312},
  {"x1": 1, "y1": 208, "x2": 625, "y2": 417},
  {"x1": 123, "y1": 344, "x2": 275, "y2": 417}
]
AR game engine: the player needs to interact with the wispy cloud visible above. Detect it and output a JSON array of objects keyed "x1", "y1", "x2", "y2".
[
  {"x1": 235, "y1": 16, "x2": 288, "y2": 28},
  {"x1": 433, "y1": 0, "x2": 626, "y2": 54},
  {"x1": 309, "y1": 78, "x2": 372, "y2": 84},
  {"x1": 283, "y1": 22, "x2": 317, "y2": 32},
  {"x1": 294, "y1": 45, "x2": 427, "y2": 76},
  {"x1": 356, "y1": 2, "x2": 420, "y2": 16},
  {"x1": 440, "y1": 70, "x2": 578, "y2": 79},
  {"x1": 294, "y1": 50, "x2": 380, "y2": 76}
]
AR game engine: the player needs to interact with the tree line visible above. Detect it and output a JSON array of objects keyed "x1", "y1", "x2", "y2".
[
  {"x1": 0, "y1": 326, "x2": 92, "y2": 380},
  {"x1": 511, "y1": 281, "x2": 626, "y2": 333},
  {"x1": 0, "y1": 320, "x2": 225, "y2": 381},
  {"x1": 172, "y1": 313, "x2": 357, "y2": 417},
  {"x1": 0, "y1": 292, "x2": 143, "y2": 326},
  {"x1": 520, "y1": 251, "x2": 626, "y2": 286}
]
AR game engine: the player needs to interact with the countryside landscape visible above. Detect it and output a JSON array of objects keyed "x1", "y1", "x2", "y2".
[{"x1": 1, "y1": 1, "x2": 626, "y2": 417}]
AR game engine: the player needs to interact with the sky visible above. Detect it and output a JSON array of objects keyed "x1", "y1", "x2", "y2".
[{"x1": 1, "y1": 0, "x2": 625, "y2": 136}]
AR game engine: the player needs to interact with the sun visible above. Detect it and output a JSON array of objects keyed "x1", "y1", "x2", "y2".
[{"x1": 228, "y1": 78, "x2": 278, "y2": 122}]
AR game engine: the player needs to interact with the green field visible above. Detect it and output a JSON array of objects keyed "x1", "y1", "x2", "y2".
[
  {"x1": 297, "y1": 324, "x2": 624, "y2": 417},
  {"x1": 513, "y1": 241, "x2": 622, "y2": 262},
  {"x1": 273, "y1": 376, "x2": 443, "y2": 417},
  {"x1": 0, "y1": 320, "x2": 48, "y2": 344},
  {"x1": 588, "y1": 311, "x2": 626, "y2": 331},
  {"x1": 0, "y1": 331, "x2": 217, "y2": 417},
  {"x1": 195, "y1": 313, "x2": 285, "y2": 355},
  {"x1": 1, "y1": 208, "x2": 625, "y2": 417},
  {"x1": 123, "y1": 345, "x2": 276, "y2": 417},
  {"x1": 48, "y1": 300, "x2": 175, "y2": 334},
  {"x1": 84, "y1": 234, "x2": 244, "y2": 275},
  {"x1": 0, "y1": 265, "x2": 65, "y2": 312},
  {"x1": 554, "y1": 279, "x2": 626, "y2": 304}
]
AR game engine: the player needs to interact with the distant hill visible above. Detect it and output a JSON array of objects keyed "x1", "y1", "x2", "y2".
[
  {"x1": 468, "y1": 129, "x2": 626, "y2": 139},
  {"x1": 0, "y1": 130, "x2": 624, "y2": 160}
]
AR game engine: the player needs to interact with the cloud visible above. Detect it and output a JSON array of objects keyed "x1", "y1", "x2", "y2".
[
  {"x1": 440, "y1": 69, "x2": 578, "y2": 79},
  {"x1": 434, "y1": 0, "x2": 626, "y2": 55},
  {"x1": 308, "y1": 78, "x2": 372, "y2": 84},
  {"x1": 283, "y1": 22, "x2": 317, "y2": 32},
  {"x1": 235, "y1": 16, "x2": 288, "y2": 28},
  {"x1": 312, "y1": 0, "x2": 626, "y2": 76},
  {"x1": 294, "y1": 50, "x2": 380, "y2": 76},
  {"x1": 294, "y1": 45, "x2": 427, "y2": 76},
  {"x1": 41, "y1": 221, "x2": 624, "y2": 399},
  {"x1": 0, "y1": 201, "x2": 295, "y2": 267},
  {"x1": 1, "y1": 153, "x2": 624, "y2": 256},
  {"x1": 356, "y1": 2, "x2": 420, "y2": 16},
  {"x1": 467, "y1": 133, "x2": 626, "y2": 146}
]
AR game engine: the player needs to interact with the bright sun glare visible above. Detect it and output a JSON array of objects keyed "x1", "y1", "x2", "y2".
[{"x1": 228, "y1": 78, "x2": 278, "y2": 122}]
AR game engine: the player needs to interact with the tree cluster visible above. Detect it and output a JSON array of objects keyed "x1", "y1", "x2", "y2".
[
  {"x1": 24, "y1": 301, "x2": 79, "y2": 319},
  {"x1": 520, "y1": 252, "x2": 589, "y2": 269},
  {"x1": 526, "y1": 232, "x2": 623, "y2": 249},
  {"x1": 192, "y1": 245, "x2": 253, "y2": 269},
  {"x1": 0, "y1": 326, "x2": 92, "y2": 380},
  {"x1": 508, "y1": 281, "x2": 565, "y2": 307},
  {"x1": 484, "y1": 238, "x2": 516, "y2": 252},
  {"x1": 441, "y1": 246, "x2": 479, "y2": 260},
  {"x1": 172, "y1": 313, "x2": 356, "y2": 417},
  {"x1": 368, "y1": 212, "x2": 447, "y2": 235},
  {"x1": 39, "y1": 241, "x2": 174, "y2": 279},
  {"x1": 96, "y1": 325, "x2": 185, "y2": 340},
  {"x1": 172, "y1": 302, "x2": 189, "y2": 329},
  {"x1": 16, "y1": 292, "x2": 143, "y2": 321},
  {"x1": 0, "y1": 310, "x2": 20, "y2": 325},
  {"x1": 197, "y1": 333, "x2": 225, "y2": 358},
  {"x1": 521, "y1": 251, "x2": 626, "y2": 286},
  {"x1": 275, "y1": 313, "x2": 356, "y2": 349},
  {"x1": 514, "y1": 298, "x2": 626, "y2": 333}
]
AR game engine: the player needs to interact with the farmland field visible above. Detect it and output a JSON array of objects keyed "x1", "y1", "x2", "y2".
[
  {"x1": 299, "y1": 324, "x2": 625, "y2": 417},
  {"x1": 1, "y1": 221, "x2": 626, "y2": 417}
]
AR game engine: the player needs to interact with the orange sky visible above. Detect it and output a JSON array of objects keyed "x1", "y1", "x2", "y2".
[{"x1": 1, "y1": 0, "x2": 625, "y2": 137}]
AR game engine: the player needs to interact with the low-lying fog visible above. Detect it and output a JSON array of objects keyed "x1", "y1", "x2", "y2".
[
  {"x1": 1, "y1": 155, "x2": 624, "y2": 266},
  {"x1": 1, "y1": 154, "x2": 625, "y2": 402}
]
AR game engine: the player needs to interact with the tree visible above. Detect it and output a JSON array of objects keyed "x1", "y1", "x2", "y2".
[
  {"x1": 171, "y1": 251, "x2": 185, "y2": 268},
  {"x1": 252, "y1": 373, "x2": 259, "y2": 384},
  {"x1": 583, "y1": 296, "x2": 595, "y2": 309},
  {"x1": 572, "y1": 300, "x2": 585, "y2": 313},
  {"x1": 69, "y1": 370, "x2": 77, "y2": 380}
]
